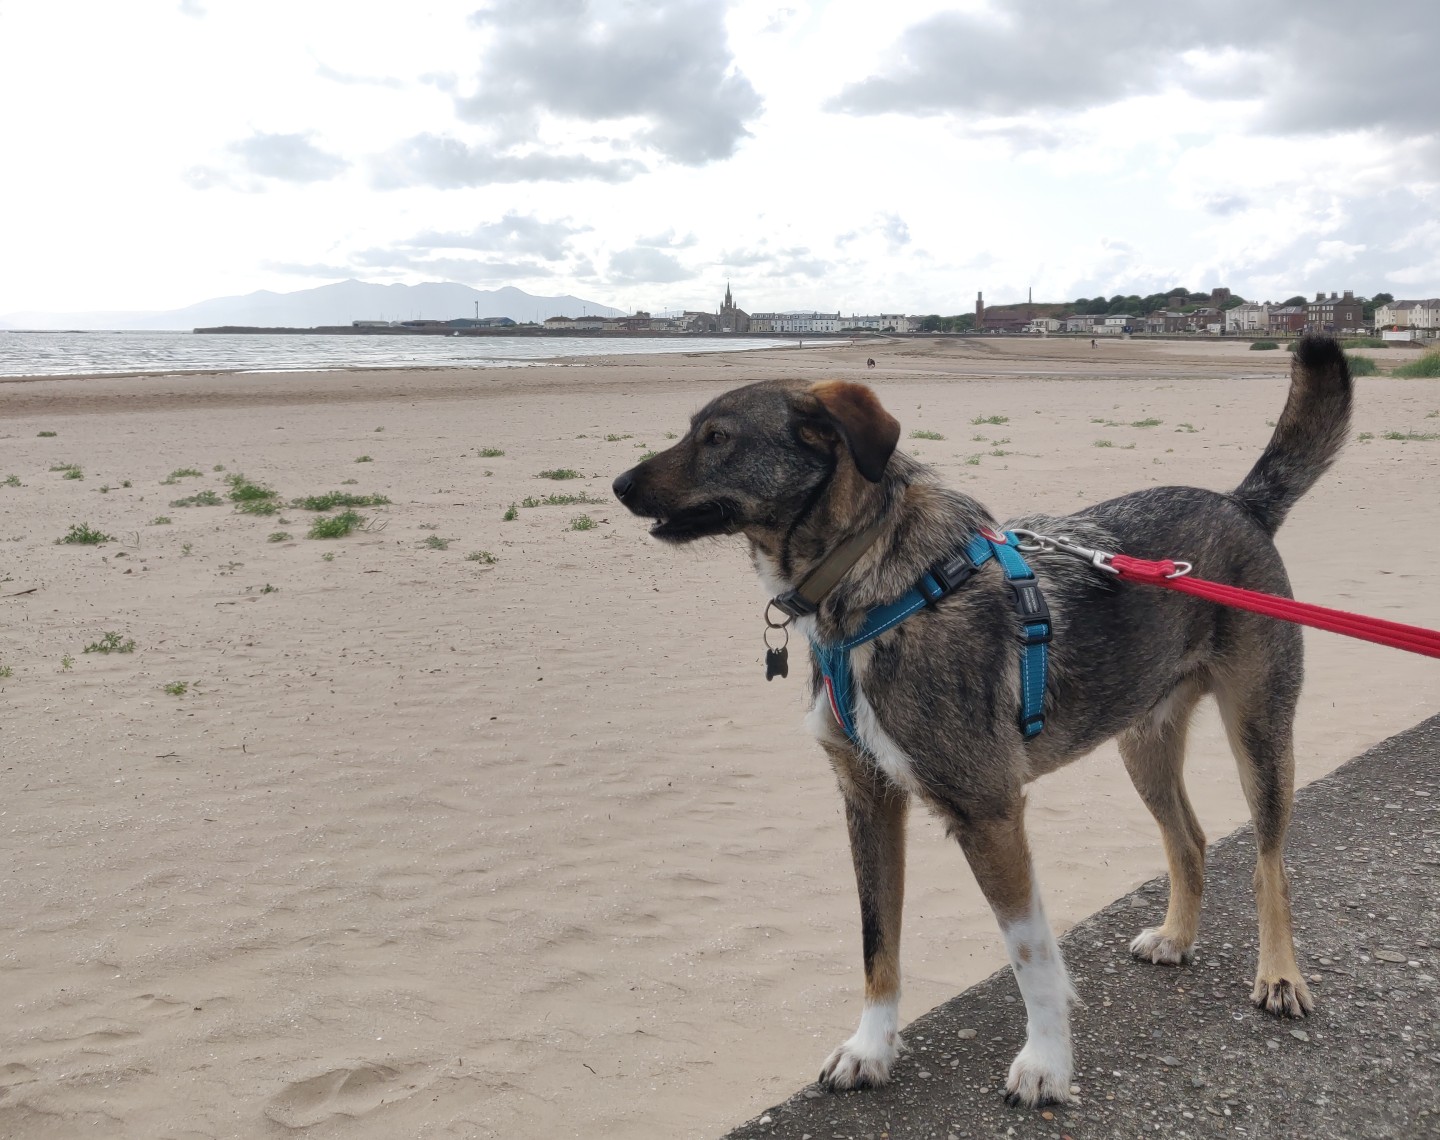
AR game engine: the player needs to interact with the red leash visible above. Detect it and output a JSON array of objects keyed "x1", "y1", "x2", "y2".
[
  {"x1": 1009, "y1": 530, "x2": 1440, "y2": 660},
  {"x1": 1109, "y1": 553, "x2": 1440, "y2": 659}
]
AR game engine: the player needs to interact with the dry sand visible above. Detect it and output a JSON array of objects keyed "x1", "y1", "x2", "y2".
[{"x1": 1, "y1": 336, "x2": 1437, "y2": 1139}]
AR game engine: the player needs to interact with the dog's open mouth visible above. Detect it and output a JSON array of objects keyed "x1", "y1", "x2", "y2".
[{"x1": 648, "y1": 501, "x2": 735, "y2": 542}]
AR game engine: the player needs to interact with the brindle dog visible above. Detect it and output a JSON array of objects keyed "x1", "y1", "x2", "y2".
[{"x1": 612, "y1": 336, "x2": 1351, "y2": 1108}]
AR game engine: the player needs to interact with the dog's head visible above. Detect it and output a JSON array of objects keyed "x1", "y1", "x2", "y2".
[{"x1": 611, "y1": 379, "x2": 900, "y2": 545}]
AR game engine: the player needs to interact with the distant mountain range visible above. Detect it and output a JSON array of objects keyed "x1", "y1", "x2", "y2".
[{"x1": 0, "y1": 280, "x2": 626, "y2": 331}]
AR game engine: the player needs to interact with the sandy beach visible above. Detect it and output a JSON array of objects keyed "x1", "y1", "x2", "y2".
[{"x1": 2, "y1": 336, "x2": 1437, "y2": 1139}]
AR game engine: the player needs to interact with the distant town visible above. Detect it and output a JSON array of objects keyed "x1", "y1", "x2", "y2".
[{"x1": 197, "y1": 283, "x2": 1440, "y2": 341}]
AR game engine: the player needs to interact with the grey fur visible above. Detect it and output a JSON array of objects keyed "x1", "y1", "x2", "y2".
[{"x1": 613, "y1": 334, "x2": 1353, "y2": 1105}]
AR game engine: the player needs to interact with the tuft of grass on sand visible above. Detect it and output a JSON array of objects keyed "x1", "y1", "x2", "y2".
[
  {"x1": 1344, "y1": 352, "x2": 1378, "y2": 377},
  {"x1": 569, "y1": 515, "x2": 598, "y2": 531},
  {"x1": 268, "y1": 531, "x2": 291, "y2": 542},
  {"x1": 503, "y1": 503, "x2": 518, "y2": 521},
  {"x1": 3, "y1": 475, "x2": 20, "y2": 487},
  {"x1": 163, "y1": 681, "x2": 189, "y2": 696},
  {"x1": 467, "y1": 550, "x2": 497, "y2": 564},
  {"x1": 1382, "y1": 430, "x2": 1440, "y2": 442},
  {"x1": 1342, "y1": 337, "x2": 1387, "y2": 349},
  {"x1": 308, "y1": 511, "x2": 365, "y2": 539},
  {"x1": 355, "y1": 455, "x2": 373, "y2": 463},
  {"x1": 970, "y1": 414, "x2": 1009, "y2": 425},
  {"x1": 910, "y1": 429, "x2": 945, "y2": 440},
  {"x1": 604, "y1": 434, "x2": 633, "y2": 442},
  {"x1": 479, "y1": 447, "x2": 505, "y2": 457},
  {"x1": 1249, "y1": 340, "x2": 1280, "y2": 350},
  {"x1": 60, "y1": 655, "x2": 74, "y2": 672},
  {"x1": 162, "y1": 467, "x2": 204, "y2": 484},
  {"x1": 1093, "y1": 439, "x2": 1114, "y2": 448},
  {"x1": 84, "y1": 631, "x2": 136, "y2": 654},
  {"x1": 57, "y1": 522, "x2": 113, "y2": 545},
  {"x1": 1394, "y1": 350, "x2": 1440, "y2": 379},
  {"x1": 422, "y1": 535, "x2": 450, "y2": 550},
  {"x1": 520, "y1": 492, "x2": 606, "y2": 507},
  {"x1": 537, "y1": 468, "x2": 581, "y2": 480},
  {"x1": 170, "y1": 489, "x2": 223, "y2": 507},
  {"x1": 260, "y1": 583, "x2": 279, "y2": 594},
  {"x1": 150, "y1": 515, "x2": 172, "y2": 525},
  {"x1": 227, "y1": 473, "x2": 281, "y2": 515},
  {"x1": 0, "y1": 665, "x2": 13, "y2": 678},
  {"x1": 637, "y1": 451, "x2": 657, "y2": 461},
  {"x1": 1175, "y1": 423, "x2": 1198, "y2": 433},
  {"x1": 964, "y1": 454, "x2": 982, "y2": 465},
  {"x1": 291, "y1": 491, "x2": 390, "y2": 511},
  {"x1": 37, "y1": 430, "x2": 57, "y2": 437},
  {"x1": 51, "y1": 462, "x2": 83, "y2": 479},
  {"x1": 1130, "y1": 418, "x2": 1162, "y2": 428},
  {"x1": 1358, "y1": 432, "x2": 1374, "y2": 441}
]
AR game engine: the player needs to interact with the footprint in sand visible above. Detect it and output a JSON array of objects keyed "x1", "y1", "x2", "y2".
[{"x1": 264, "y1": 1065, "x2": 432, "y2": 1128}]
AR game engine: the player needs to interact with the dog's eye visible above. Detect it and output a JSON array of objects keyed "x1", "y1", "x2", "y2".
[{"x1": 705, "y1": 429, "x2": 729, "y2": 446}]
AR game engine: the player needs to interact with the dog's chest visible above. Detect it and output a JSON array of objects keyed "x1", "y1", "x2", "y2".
[{"x1": 805, "y1": 643, "x2": 925, "y2": 795}]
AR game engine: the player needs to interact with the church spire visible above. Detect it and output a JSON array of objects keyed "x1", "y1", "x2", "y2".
[{"x1": 724, "y1": 280, "x2": 733, "y2": 309}]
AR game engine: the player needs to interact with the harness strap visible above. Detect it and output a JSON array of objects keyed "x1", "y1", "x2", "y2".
[{"x1": 812, "y1": 531, "x2": 1051, "y2": 744}]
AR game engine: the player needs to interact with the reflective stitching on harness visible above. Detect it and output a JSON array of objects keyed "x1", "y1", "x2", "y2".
[{"x1": 810, "y1": 530, "x2": 1051, "y2": 746}]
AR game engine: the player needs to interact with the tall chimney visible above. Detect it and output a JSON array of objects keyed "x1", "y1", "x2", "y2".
[
  {"x1": 1316, "y1": 292, "x2": 1324, "y2": 302},
  {"x1": 1343, "y1": 290, "x2": 1353, "y2": 300},
  {"x1": 976, "y1": 291, "x2": 985, "y2": 330}
]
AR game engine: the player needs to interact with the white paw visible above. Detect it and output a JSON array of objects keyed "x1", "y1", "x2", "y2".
[
  {"x1": 1129, "y1": 926, "x2": 1194, "y2": 966},
  {"x1": 1004, "y1": 1038, "x2": 1074, "y2": 1109},
  {"x1": 817, "y1": 1030, "x2": 902, "y2": 1091}
]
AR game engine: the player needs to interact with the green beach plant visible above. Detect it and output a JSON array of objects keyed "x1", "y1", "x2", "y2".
[
  {"x1": 170, "y1": 490, "x2": 223, "y2": 507},
  {"x1": 422, "y1": 535, "x2": 450, "y2": 550},
  {"x1": 308, "y1": 511, "x2": 365, "y2": 539},
  {"x1": 1249, "y1": 340, "x2": 1280, "y2": 350},
  {"x1": 163, "y1": 681, "x2": 189, "y2": 696},
  {"x1": 466, "y1": 550, "x2": 497, "y2": 564},
  {"x1": 57, "y1": 522, "x2": 113, "y2": 545},
  {"x1": 909, "y1": 429, "x2": 945, "y2": 440},
  {"x1": 1344, "y1": 353, "x2": 1378, "y2": 377},
  {"x1": 569, "y1": 515, "x2": 598, "y2": 531},
  {"x1": 970, "y1": 414, "x2": 1009, "y2": 425},
  {"x1": 84, "y1": 631, "x2": 136, "y2": 654},
  {"x1": 3, "y1": 475, "x2": 21, "y2": 487},
  {"x1": 479, "y1": 447, "x2": 505, "y2": 457},
  {"x1": 503, "y1": 502, "x2": 518, "y2": 521},
  {"x1": 1393, "y1": 350, "x2": 1440, "y2": 379},
  {"x1": 291, "y1": 491, "x2": 390, "y2": 511},
  {"x1": 537, "y1": 468, "x2": 581, "y2": 480}
]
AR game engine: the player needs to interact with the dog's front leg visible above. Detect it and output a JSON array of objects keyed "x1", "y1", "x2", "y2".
[
  {"x1": 955, "y1": 804, "x2": 1076, "y2": 1108},
  {"x1": 817, "y1": 741, "x2": 908, "y2": 1091}
]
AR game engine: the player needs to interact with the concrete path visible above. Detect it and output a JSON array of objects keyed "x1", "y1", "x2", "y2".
[{"x1": 723, "y1": 713, "x2": 1440, "y2": 1140}]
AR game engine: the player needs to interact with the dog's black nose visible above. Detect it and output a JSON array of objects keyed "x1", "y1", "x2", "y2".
[{"x1": 612, "y1": 470, "x2": 635, "y2": 501}]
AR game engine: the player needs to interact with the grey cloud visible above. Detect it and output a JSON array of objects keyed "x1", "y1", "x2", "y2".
[
  {"x1": 371, "y1": 133, "x2": 645, "y2": 189},
  {"x1": 352, "y1": 247, "x2": 556, "y2": 283},
  {"x1": 459, "y1": 0, "x2": 762, "y2": 165},
  {"x1": 229, "y1": 132, "x2": 348, "y2": 183},
  {"x1": 830, "y1": 1, "x2": 1440, "y2": 145},
  {"x1": 399, "y1": 214, "x2": 591, "y2": 260},
  {"x1": 766, "y1": 247, "x2": 831, "y2": 279},
  {"x1": 1203, "y1": 194, "x2": 1252, "y2": 217},
  {"x1": 636, "y1": 229, "x2": 698, "y2": 250},
  {"x1": 607, "y1": 246, "x2": 695, "y2": 285},
  {"x1": 178, "y1": 0, "x2": 205, "y2": 16},
  {"x1": 720, "y1": 246, "x2": 773, "y2": 268}
]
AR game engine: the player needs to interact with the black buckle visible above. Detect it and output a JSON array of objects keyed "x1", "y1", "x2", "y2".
[
  {"x1": 1011, "y1": 580, "x2": 1052, "y2": 644},
  {"x1": 927, "y1": 549, "x2": 978, "y2": 597},
  {"x1": 771, "y1": 589, "x2": 817, "y2": 619},
  {"x1": 1019, "y1": 710, "x2": 1046, "y2": 733}
]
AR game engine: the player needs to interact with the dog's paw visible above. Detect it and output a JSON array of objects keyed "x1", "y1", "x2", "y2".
[
  {"x1": 1003, "y1": 1039, "x2": 1074, "y2": 1109},
  {"x1": 817, "y1": 1031, "x2": 902, "y2": 1091},
  {"x1": 1251, "y1": 973, "x2": 1314, "y2": 1018},
  {"x1": 1129, "y1": 926, "x2": 1194, "y2": 966}
]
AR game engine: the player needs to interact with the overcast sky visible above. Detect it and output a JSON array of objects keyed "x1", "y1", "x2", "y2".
[{"x1": 2, "y1": 0, "x2": 1437, "y2": 316}]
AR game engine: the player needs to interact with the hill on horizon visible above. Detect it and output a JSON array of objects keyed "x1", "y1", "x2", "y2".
[{"x1": 0, "y1": 280, "x2": 626, "y2": 331}]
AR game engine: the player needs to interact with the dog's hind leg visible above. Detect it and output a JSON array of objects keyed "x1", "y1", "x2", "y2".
[
  {"x1": 1120, "y1": 678, "x2": 1207, "y2": 966},
  {"x1": 817, "y1": 742, "x2": 909, "y2": 1091},
  {"x1": 1216, "y1": 652, "x2": 1314, "y2": 1018},
  {"x1": 954, "y1": 801, "x2": 1075, "y2": 1108}
]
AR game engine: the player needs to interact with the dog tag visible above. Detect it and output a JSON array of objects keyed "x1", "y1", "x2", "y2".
[{"x1": 765, "y1": 645, "x2": 789, "y2": 681}]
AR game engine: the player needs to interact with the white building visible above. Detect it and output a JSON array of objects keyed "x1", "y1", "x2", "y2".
[
  {"x1": 1096, "y1": 314, "x2": 1138, "y2": 335},
  {"x1": 1410, "y1": 300, "x2": 1440, "y2": 333},
  {"x1": 1224, "y1": 303, "x2": 1271, "y2": 333},
  {"x1": 1026, "y1": 317, "x2": 1064, "y2": 333},
  {"x1": 844, "y1": 313, "x2": 914, "y2": 332},
  {"x1": 753, "y1": 311, "x2": 841, "y2": 334},
  {"x1": 1065, "y1": 314, "x2": 1098, "y2": 333}
]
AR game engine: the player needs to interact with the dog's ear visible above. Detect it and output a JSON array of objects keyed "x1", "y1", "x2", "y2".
[{"x1": 808, "y1": 380, "x2": 900, "y2": 482}]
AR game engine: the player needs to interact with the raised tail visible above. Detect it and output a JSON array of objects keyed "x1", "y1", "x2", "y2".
[{"x1": 1232, "y1": 335, "x2": 1353, "y2": 536}]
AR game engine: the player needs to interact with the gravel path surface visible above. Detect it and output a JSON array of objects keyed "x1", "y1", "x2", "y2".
[{"x1": 724, "y1": 712, "x2": 1440, "y2": 1140}]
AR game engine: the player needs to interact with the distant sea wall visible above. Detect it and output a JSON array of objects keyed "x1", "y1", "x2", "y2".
[{"x1": 191, "y1": 326, "x2": 873, "y2": 339}]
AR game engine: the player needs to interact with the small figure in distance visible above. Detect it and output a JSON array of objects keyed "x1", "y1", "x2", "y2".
[{"x1": 866, "y1": 358, "x2": 876, "y2": 369}]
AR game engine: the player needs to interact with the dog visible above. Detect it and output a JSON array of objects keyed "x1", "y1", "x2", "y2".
[
  {"x1": 867, "y1": 357, "x2": 877, "y2": 369},
  {"x1": 612, "y1": 336, "x2": 1351, "y2": 1108}
]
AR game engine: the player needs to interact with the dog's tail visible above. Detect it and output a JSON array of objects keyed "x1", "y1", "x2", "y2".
[{"x1": 1232, "y1": 335, "x2": 1353, "y2": 536}]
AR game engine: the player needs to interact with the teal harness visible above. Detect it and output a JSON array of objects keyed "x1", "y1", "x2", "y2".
[{"x1": 803, "y1": 529, "x2": 1051, "y2": 742}]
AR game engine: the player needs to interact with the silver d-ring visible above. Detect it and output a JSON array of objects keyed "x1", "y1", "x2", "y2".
[
  {"x1": 764, "y1": 602, "x2": 794, "y2": 629},
  {"x1": 763, "y1": 624, "x2": 789, "y2": 650}
]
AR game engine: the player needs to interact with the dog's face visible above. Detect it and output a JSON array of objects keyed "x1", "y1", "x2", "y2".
[{"x1": 612, "y1": 379, "x2": 900, "y2": 546}]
